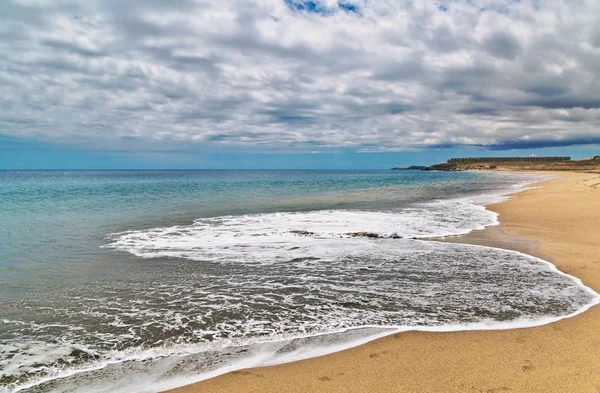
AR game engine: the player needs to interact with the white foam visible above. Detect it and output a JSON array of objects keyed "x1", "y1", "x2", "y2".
[
  {"x1": 8, "y1": 238, "x2": 599, "y2": 393},
  {"x1": 103, "y1": 201, "x2": 499, "y2": 265},
  {"x1": 102, "y1": 173, "x2": 554, "y2": 265},
  {"x1": 13, "y1": 278, "x2": 597, "y2": 393},
  {"x1": 6, "y1": 172, "x2": 597, "y2": 393}
]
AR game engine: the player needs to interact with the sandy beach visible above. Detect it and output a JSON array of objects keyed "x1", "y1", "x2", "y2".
[{"x1": 165, "y1": 171, "x2": 600, "y2": 393}]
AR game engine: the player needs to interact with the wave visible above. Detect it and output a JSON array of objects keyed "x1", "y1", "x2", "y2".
[
  {"x1": 4, "y1": 174, "x2": 598, "y2": 393},
  {"x1": 7, "y1": 252, "x2": 598, "y2": 393},
  {"x1": 103, "y1": 199, "x2": 498, "y2": 264}
]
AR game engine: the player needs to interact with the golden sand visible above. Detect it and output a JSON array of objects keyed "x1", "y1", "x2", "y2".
[{"x1": 166, "y1": 172, "x2": 600, "y2": 393}]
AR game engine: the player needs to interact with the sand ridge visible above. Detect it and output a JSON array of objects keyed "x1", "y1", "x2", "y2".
[{"x1": 165, "y1": 172, "x2": 600, "y2": 393}]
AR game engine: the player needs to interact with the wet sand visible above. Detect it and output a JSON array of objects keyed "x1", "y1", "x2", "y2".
[{"x1": 166, "y1": 171, "x2": 600, "y2": 393}]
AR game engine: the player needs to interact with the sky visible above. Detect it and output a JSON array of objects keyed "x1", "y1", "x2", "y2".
[{"x1": 1, "y1": 0, "x2": 599, "y2": 169}]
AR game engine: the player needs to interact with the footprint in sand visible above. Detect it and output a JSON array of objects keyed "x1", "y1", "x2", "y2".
[
  {"x1": 515, "y1": 336, "x2": 527, "y2": 344},
  {"x1": 232, "y1": 370, "x2": 264, "y2": 378},
  {"x1": 487, "y1": 387, "x2": 511, "y2": 392},
  {"x1": 369, "y1": 351, "x2": 389, "y2": 358},
  {"x1": 522, "y1": 360, "x2": 535, "y2": 372}
]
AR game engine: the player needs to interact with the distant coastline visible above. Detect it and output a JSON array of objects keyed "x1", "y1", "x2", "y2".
[
  {"x1": 390, "y1": 166, "x2": 427, "y2": 170},
  {"x1": 424, "y1": 157, "x2": 600, "y2": 172},
  {"x1": 392, "y1": 157, "x2": 600, "y2": 172}
]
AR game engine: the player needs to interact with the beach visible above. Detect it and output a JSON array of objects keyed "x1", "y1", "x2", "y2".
[
  {"x1": 2, "y1": 170, "x2": 597, "y2": 392},
  {"x1": 4, "y1": 0, "x2": 600, "y2": 391},
  {"x1": 166, "y1": 171, "x2": 600, "y2": 393}
]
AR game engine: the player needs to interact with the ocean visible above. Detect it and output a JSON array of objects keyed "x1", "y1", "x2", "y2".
[{"x1": 1, "y1": 170, "x2": 598, "y2": 393}]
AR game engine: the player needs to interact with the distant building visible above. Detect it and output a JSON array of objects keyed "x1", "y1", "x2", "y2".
[{"x1": 448, "y1": 157, "x2": 570, "y2": 163}]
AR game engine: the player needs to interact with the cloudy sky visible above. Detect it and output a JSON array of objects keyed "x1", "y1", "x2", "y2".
[{"x1": 1, "y1": 0, "x2": 599, "y2": 168}]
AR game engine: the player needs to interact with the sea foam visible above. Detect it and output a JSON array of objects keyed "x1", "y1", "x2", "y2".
[
  {"x1": 3, "y1": 174, "x2": 598, "y2": 393},
  {"x1": 103, "y1": 199, "x2": 498, "y2": 264}
]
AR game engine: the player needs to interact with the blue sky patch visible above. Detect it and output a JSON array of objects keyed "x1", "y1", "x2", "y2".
[
  {"x1": 284, "y1": 0, "x2": 327, "y2": 14},
  {"x1": 284, "y1": 0, "x2": 359, "y2": 15},
  {"x1": 338, "y1": 2, "x2": 360, "y2": 14}
]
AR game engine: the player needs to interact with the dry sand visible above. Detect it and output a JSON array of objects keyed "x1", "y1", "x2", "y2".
[{"x1": 166, "y1": 171, "x2": 600, "y2": 393}]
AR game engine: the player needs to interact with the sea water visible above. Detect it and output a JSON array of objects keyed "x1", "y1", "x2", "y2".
[{"x1": 0, "y1": 170, "x2": 598, "y2": 393}]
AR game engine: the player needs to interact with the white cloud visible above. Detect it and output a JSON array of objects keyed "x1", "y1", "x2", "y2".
[{"x1": 0, "y1": 0, "x2": 599, "y2": 151}]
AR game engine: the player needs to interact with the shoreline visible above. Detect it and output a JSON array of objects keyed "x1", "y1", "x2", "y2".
[{"x1": 165, "y1": 171, "x2": 600, "y2": 393}]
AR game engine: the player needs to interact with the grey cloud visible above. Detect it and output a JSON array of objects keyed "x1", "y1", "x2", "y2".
[
  {"x1": 459, "y1": 107, "x2": 500, "y2": 116},
  {"x1": 592, "y1": 29, "x2": 600, "y2": 48},
  {"x1": 424, "y1": 25, "x2": 463, "y2": 53},
  {"x1": 486, "y1": 136, "x2": 600, "y2": 150},
  {"x1": 41, "y1": 38, "x2": 108, "y2": 58},
  {"x1": 0, "y1": 0, "x2": 599, "y2": 152},
  {"x1": 524, "y1": 84, "x2": 569, "y2": 97},
  {"x1": 372, "y1": 56, "x2": 427, "y2": 81},
  {"x1": 483, "y1": 31, "x2": 521, "y2": 60},
  {"x1": 262, "y1": 109, "x2": 317, "y2": 125},
  {"x1": 522, "y1": 96, "x2": 600, "y2": 110},
  {"x1": 438, "y1": 63, "x2": 495, "y2": 90}
]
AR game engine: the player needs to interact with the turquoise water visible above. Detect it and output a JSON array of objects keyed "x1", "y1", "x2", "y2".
[
  {"x1": 0, "y1": 170, "x2": 490, "y2": 296},
  {"x1": 0, "y1": 170, "x2": 597, "y2": 393}
]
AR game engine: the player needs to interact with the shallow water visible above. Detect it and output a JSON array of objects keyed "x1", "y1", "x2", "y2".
[{"x1": 1, "y1": 170, "x2": 597, "y2": 393}]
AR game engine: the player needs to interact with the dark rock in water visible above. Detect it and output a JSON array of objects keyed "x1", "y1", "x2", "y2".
[
  {"x1": 391, "y1": 166, "x2": 427, "y2": 170},
  {"x1": 70, "y1": 348, "x2": 100, "y2": 362},
  {"x1": 345, "y1": 232, "x2": 380, "y2": 238},
  {"x1": 289, "y1": 230, "x2": 316, "y2": 236},
  {"x1": 0, "y1": 375, "x2": 18, "y2": 385},
  {"x1": 288, "y1": 257, "x2": 320, "y2": 263}
]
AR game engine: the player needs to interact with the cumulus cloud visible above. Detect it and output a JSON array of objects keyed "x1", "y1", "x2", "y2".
[{"x1": 0, "y1": 0, "x2": 599, "y2": 152}]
